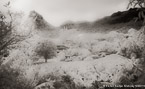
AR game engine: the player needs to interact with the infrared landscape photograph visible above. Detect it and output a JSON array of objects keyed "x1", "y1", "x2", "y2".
[{"x1": 0, "y1": 0, "x2": 145, "y2": 89}]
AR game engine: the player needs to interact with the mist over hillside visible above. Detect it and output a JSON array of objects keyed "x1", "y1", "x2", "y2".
[
  {"x1": 18, "y1": 8, "x2": 144, "y2": 34},
  {"x1": 0, "y1": 1, "x2": 145, "y2": 89},
  {"x1": 60, "y1": 8, "x2": 144, "y2": 33}
]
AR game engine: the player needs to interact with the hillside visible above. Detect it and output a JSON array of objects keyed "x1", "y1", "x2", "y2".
[
  {"x1": 27, "y1": 55, "x2": 135, "y2": 86},
  {"x1": 60, "y1": 8, "x2": 144, "y2": 33}
]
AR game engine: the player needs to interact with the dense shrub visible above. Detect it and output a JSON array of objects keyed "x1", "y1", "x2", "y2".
[
  {"x1": 0, "y1": 4, "x2": 25, "y2": 65},
  {"x1": 118, "y1": 39, "x2": 142, "y2": 59},
  {"x1": 0, "y1": 11, "x2": 12, "y2": 64},
  {"x1": 91, "y1": 41, "x2": 118, "y2": 56},
  {"x1": 118, "y1": 27, "x2": 145, "y2": 59},
  {"x1": 0, "y1": 64, "x2": 34, "y2": 89},
  {"x1": 35, "y1": 74, "x2": 105, "y2": 89}
]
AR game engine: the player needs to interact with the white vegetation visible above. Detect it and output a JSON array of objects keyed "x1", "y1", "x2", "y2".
[
  {"x1": 4, "y1": 24, "x2": 144, "y2": 87},
  {"x1": 1, "y1": 10, "x2": 145, "y2": 89}
]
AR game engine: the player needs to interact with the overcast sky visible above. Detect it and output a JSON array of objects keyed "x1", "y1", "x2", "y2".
[{"x1": 1, "y1": 0, "x2": 129, "y2": 26}]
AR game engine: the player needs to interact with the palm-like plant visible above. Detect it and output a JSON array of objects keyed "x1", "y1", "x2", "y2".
[
  {"x1": 128, "y1": 0, "x2": 145, "y2": 23},
  {"x1": 127, "y1": 0, "x2": 145, "y2": 8}
]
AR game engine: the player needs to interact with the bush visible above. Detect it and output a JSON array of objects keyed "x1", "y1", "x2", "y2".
[
  {"x1": 118, "y1": 27, "x2": 145, "y2": 59},
  {"x1": 91, "y1": 41, "x2": 118, "y2": 56},
  {"x1": 53, "y1": 75, "x2": 85, "y2": 89},
  {"x1": 91, "y1": 81, "x2": 102, "y2": 89},
  {"x1": 0, "y1": 11, "x2": 12, "y2": 64},
  {"x1": 118, "y1": 39, "x2": 142, "y2": 59},
  {"x1": 0, "y1": 64, "x2": 34, "y2": 89},
  {"x1": 0, "y1": 3, "x2": 24, "y2": 65}
]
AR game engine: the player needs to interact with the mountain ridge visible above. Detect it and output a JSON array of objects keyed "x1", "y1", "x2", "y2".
[{"x1": 60, "y1": 8, "x2": 145, "y2": 33}]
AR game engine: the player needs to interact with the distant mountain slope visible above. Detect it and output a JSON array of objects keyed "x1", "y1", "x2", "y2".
[
  {"x1": 23, "y1": 11, "x2": 59, "y2": 38},
  {"x1": 28, "y1": 11, "x2": 56, "y2": 32},
  {"x1": 60, "y1": 8, "x2": 144, "y2": 33},
  {"x1": 90, "y1": 8, "x2": 144, "y2": 33}
]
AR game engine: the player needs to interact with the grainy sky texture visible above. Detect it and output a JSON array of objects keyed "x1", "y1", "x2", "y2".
[{"x1": 1, "y1": 0, "x2": 129, "y2": 26}]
